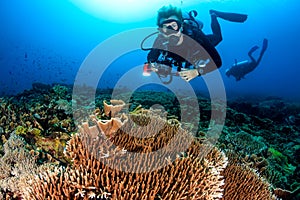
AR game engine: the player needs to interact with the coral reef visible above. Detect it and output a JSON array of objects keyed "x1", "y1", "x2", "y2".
[
  {"x1": 21, "y1": 100, "x2": 276, "y2": 199},
  {"x1": 224, "y1": 131, "x2": 267, "y2": 155},
  {"x1": 0, "y1": 84, "x2": 75, "y2": 162},
  {"x1": 219, "y1": 105, "x2": 300, "y2": 193},
  {"x1": 1, "y1": 83, "x2": 300, "y2": 199},
  {"x1": 0, "y1": 133, "x2": 54, "y2": 199},
  {"x1": 23, "y1": 106, "x2": 228, "y2": 199},
  {"x1": 222, "y1": 163, "x2": 275, "y2": 199}
]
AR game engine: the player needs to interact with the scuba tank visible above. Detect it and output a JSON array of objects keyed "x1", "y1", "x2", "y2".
[
  {"x1": 234, "y1": 59, "x2": 249, "y2": 68},
  {"x1": 182, "y1": 10, "x2": 204, "y2": 36}
]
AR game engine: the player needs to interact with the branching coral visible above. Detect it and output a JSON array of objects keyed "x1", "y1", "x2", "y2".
[
  {"x1": 23, "y1": 105, "x2": 229, "y2": 199},
  {"x1": 222, "y1": 163, "x2": 277, "y2": 199},
  {"x1": 0, "y1": 133, "x2": 54, "y2": 199},
  {"x1": 225, "y1": 131, "x2": 267, "y2": 155},
  {"x1": 20, "y1": 101, "x2": 278, "y2": 199}
]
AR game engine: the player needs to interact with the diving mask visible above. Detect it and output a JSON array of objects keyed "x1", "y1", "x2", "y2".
[
  {"x1": 158, "y1": 19, "x2": 183, "y2": 46},
  {"x1": 158, "y1": 19, "x2": 182, "y2": 36}
]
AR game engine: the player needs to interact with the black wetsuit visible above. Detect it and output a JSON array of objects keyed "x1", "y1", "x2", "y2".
[
  {"x1": 225, "y1": 38, "x2": 268, "y2": 81},
  {"x1": 147, "y1": 14, "x2": 223, "y2": 75}
]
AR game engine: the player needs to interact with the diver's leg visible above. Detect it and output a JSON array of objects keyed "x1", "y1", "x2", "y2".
[
  {"x1": 248, "y1": 45, "x2": 259, "y2": 63},
  {"x1": 261, "y1": 38, "x2": 268, "y2": 54},
  {"x1": 207, "y1": 12, "x2": 222, "y2": 47},
  {"x1": 256, "y1": 38, "x2": 268, "y2": 65},
  {"x1": 246, "y1": 45, "x2": 262, "y2": 72}
]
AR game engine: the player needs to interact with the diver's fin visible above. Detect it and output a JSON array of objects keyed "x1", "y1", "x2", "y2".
[
  {"x1": 262, "y1": 38, "x2": 268, "y2": 52},
  {"x1": 210, "y1": 10, "x2": 248, "y2": 23}
]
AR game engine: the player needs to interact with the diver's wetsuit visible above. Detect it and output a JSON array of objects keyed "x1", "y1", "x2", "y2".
[
  {"x1": 147, "y1": 13, "x2": 223, "y2": 75},
  {"x1": 225, "y1": 38, "x2": 268, "y2": 81},
  {"x1": 147, "y1": 27, "x2": 222, "y2": 75}
]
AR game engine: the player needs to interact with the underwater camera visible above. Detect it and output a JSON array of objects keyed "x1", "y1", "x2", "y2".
[{"x1": 143, "y1": 62, "x2": 178, "y2": 84}]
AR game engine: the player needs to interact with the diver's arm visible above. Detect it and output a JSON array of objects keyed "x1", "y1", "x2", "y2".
[
  {"x1": 147, "y1": 35, "x2": 166, "y2": 63},
  {"x1": 256, "y1": 39, "x2": 268, "y2": 66},
  {"x1": 195, "y1": 30, "x2": 222, "y2": 68},
  {"x1": 147, "y1": 49, "x2": 160, "y2": 63},
  {"x1": 244, "y1": 46, "x2": 259, "y2": 72}
]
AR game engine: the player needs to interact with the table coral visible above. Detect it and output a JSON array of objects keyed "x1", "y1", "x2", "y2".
[{"x1": 21, "y1": 102, "x2": 276, "y2": 200}]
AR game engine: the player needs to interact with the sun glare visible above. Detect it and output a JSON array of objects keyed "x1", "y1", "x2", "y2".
[{"x1": 70, "y1": 0, "x2": 186, "y2": 23}]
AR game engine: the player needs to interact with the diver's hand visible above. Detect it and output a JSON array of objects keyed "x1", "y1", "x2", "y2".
[
  {"x1": 149, "y1": 63, "x2": 158, "y2": 72},
  {"x1": 178, "y1": 69, "x2": 199, "y2": 82}
]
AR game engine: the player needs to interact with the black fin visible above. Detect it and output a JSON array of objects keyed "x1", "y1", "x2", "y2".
[
  {"x1": 262, "y1": 38, "x2": 268, "y2": 52},
  {"x1": 210, "y1": 10, "x2": 248, "y2": 23}
]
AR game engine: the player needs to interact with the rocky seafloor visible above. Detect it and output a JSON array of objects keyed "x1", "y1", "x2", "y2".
[{"x1": 0, "y1": 83, "x2": 299, "y2": 199}]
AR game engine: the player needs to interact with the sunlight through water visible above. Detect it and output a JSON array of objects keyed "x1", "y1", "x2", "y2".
[{"x1": 70, "y1": 0, "x2": 204, "y2": 23}]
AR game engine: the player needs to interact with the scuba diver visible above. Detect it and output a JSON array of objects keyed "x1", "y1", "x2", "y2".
[
  {"x1": 141, "y1": 5, "x2": 248, "y2": 84},
  {"x1": 225, "y1": 38, "x2": 268, "y2": 81}
]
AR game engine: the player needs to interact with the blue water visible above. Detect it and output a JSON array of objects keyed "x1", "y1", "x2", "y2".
[{"x1": 1, "y1": 0, "x2": 299, "y2": 100}]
